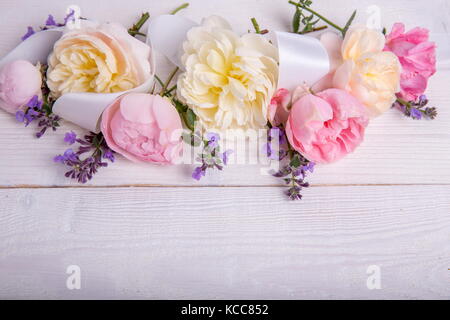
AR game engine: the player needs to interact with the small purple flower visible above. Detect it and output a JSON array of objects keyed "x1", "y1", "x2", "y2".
[
  {"x1": 45, "y1": 15, "x2": 57, "y2": 26},
  {"x1": 21, "y1": 26, "x2": 35, "y2": 41},
  {"x1": 53, "y1": 155, "x2": 65, "y2": 163},
  {"x1": 27, "y1": 95, "x2": 42, "y2": 109},
  {"x1": 206, "y1": 132, "x2": 220, "y2": 148},
  {"x1": 418, "y1": 95, "x2": 428, "y2": 105},
  {"x1": 410, "y1": 108, "x2": 422, "y2": 120},
  {"x1": 103, "y1": 149, "x2": 115, "y2": 163},
  {"x1": 192, "y1": 166, "x2": 206, "y2": 181},
  {"x1": 269, "y1": 127, "x2": 280, "y2": 140},
  {"x1": 63, "y1": 9, "x2": 76, "y2": 25},
  {"x1": 64, "y1": 131, "x2": 77, "y2": 145},
  {"x1": 262, "y1": 142, "x2": 273, "y2": 158},
  {"x1": 15, "y1": 111, "x2": 25, "y2": 123},
  {"x1": 221, "y1": 150, "x2": 233, "y2": 165},
  {"x1": 302, "y1": 162, "x2": 315, "y2": 173},
  {"x1": 54, "y1": 149, "x2": 77, "y2": 163},
  {"x1": 63, "y1": 149, "x2": 78, "y2": 161}
]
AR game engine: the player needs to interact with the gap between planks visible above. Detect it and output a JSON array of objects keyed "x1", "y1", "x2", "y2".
[{"x1": 0, "y1": 183, "x2": 450, "y2": 189}]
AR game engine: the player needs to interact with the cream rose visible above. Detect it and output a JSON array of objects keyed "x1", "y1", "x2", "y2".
[
  {"x1": 47, "y1": 22, "x2": 152, "y2": 98},
  {"x1": 177, "y1": 16, "x2": 278, "y2": 131},
  {"x1": 331, "y1": 26, "x2": 401, "y2": 117}
]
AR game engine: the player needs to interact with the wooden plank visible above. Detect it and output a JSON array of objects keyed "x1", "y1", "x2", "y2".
[
  {"x1": 0, "y1": 185, "x2": 449, "y2": 299},
  {"x1": 0, "y1": 70, "x2": 449, "y2": 186},
  {"x1": 0, "y1": 0, "x2": 449, "y2": 187}
]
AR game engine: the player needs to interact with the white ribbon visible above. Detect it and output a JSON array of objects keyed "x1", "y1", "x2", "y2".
[
  {"x1": 1, "y1": 16, "x2": 330, "y2": 132},
  {"x1": 148, "y1": 15, "x2": 330, "y2": 92},
  {"x1": 0, "y1": 24, "x2": 156, "y2": 132}
]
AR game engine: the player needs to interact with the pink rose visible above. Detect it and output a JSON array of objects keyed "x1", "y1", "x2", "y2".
[
  {"x1": 101, "y1": 93, "x2": 183, "y2": 164},
  {"x1": 286, "y1": 88, "x2": 369, "y2": 164},
  {"x1": 268, "y1": 88, "x2": 290, "y2": 126},
  {"x1": 384, "y1": 23, "x2": 437, "y2": 101},
  {"x1": 0, "y1": 60, "x2": 42, "y2": 114}
]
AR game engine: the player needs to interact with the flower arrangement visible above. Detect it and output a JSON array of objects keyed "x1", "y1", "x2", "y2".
[{"x1": 0, "y1": 1, "x2": 438, "y2": 200}]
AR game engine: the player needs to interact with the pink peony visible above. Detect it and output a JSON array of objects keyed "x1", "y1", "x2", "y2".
[
  {"x1": 384, "y1": 23, "x2": 437, "y2": 101},
  {"x1": 101, "y1": 93, "x2": 183, "y2": 164},
  {"x1": 0, "y1": 60, "x2": 42, "y2": 114},
  {"x1": 286, "y1": 88, "x2": 369, "y2": 164},
  {"x1": 268, "y1": 88, "x2": 291, "y2": 126}
]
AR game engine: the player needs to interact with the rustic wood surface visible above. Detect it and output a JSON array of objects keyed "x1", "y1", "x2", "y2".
[{"x1": 0, "y1": 0, "x2": 449, "y2": 299}]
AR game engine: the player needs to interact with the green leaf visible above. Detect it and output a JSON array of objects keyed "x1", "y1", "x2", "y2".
[
  {"x1": 182, "y1": 132, "x2": 202, "y2": 147},
  {"x1": 173, "y1": 99, "x2": 188, "y2": 114},
  {"x1": 342, "y1": 10, "x2": 357, "y2": 36},
  {"x1": 292, "y1": 8, "x2": 301, "y2": 33},
  {"x1": 184, "y1": 109, "x2": 197, "y2": 132},
  {"x1": 290, "y1": 155, "x2": 301, "y2": 168}
]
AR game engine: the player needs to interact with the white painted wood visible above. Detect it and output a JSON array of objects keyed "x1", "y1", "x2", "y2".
[
  {"x1": 0, "y1": 0, "x2": 449, "y2": 300},
  {"x1": 0, "y1": 0, "x2": 449, "y2": 187},
  {"x1": 0, "y1": 186, "x2": 449, "y2": 299}
]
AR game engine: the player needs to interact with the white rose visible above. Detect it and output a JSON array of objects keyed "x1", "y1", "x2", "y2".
[
  {"x1": 47, "y1": 22, "x2": 152, "y2": 98},
  {"x1": 177, "y1": 16, "x2": 278, "y2": 131}
]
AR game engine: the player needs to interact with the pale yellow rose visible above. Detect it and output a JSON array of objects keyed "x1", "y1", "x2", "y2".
[
  {"x1": 177, "y1": 16, "x2": 278, "y2": 130},
  {"x1": 332, "y1": 26, "x2": 401, "y2": 117},
  {"x1": 47, "y1": 22, "x2": 152, "y2": 98}
]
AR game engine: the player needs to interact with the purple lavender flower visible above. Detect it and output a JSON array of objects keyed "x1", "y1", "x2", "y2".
[
  {"x1": 54, "y1": 149, "x2": 77, "y2": 163},
  {"x1": 221, "y1": 150, "x2": 233, "y2": 165},
  {"x1": 63, "y1": 9, "x2": 76, "y2": 25},
  {"x1": 206, "y1": 132, "x2": 220, "y2": 148},
  {"x1": 418, "y1": 95, "x2": 428, "y2": 106},
  {"x1": 21, "y1": 26, "x2": 35, "y2": 41},
  {"x1": 15, "y1": 111, "x2": 25, "y2": 123},
  {"x1": 54, "y1": 132, "x2": 115, "y2": 184},
  {"x1": 191, "y1": 133, "x2": 231, "y2": 181},
  {"x1": 27, "y1": 95, "x2": 42, "y2": 109},
  {"x1": 396, "y1": 96, "x2": 437, "y2": 120},
  {"x1": 46, "y1": 15, "x2": 57, "y2": 26},
  {"x1": 64, "y1": 131, "x2": 77, "y2": 145},
  {"x1": 192, "y1": 166, "x2": 206, "y2": 181},
  {"x1": 410, "y1": 108, "x2": 422, "y2": 120},
  {"x1": 103, "y1": 149, "x2": 115, "y2": 163},
  {"x1": 269, "y1": 125, "x2": 313, "y2": 201},
  {"x1": 302, "y1": 162, "x2": 315, "y2": 173}
]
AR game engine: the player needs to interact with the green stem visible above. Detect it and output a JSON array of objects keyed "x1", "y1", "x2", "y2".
[
  {"x1": 165, "y1": 84, "x2": 177, "y2": 96},
  {"x1": 171, "y1": 3, "x2": 189, "y2": 15},
  {"x1": 302, "y1": 25, "x2": 328, "y2": 34},
  {"x1": 288, "y1": 1, "x2": 344, "y2": 33},
  {"x1": 251, "y1": 17, "x2": 261, "y2": 34},
  {"x1": 160, "y1": 67, "x2": 179, "y2": 96},
  {"x1": 128, "y1": 12, "x2": 150, "y2": 37},
  {"x1": 396, "y1": 97, "x2": 411, "y2": 107},
  {"x1": 154, "y1": 75, "x2": 165, "y2": 88}
]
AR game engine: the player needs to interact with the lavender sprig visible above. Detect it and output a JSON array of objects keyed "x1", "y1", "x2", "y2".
[
  {"x1": 15, "y1": 64, "x2": 61, "y2": 138},
  {"x1": 268, "y1": 126, "x2": 314, "y2": 200},
  {"x1": 395, "y1": 95, "x2": 437, "y2": 120},
  {"x1": 191, "y1": 132, "x2": 232, "y2": 181},
  {"x1": 54, "y1": 131, "x2": 115, "y2": 184},
  {"x1": 21, "y1": 10, "x2": 76, "y2": 40}
]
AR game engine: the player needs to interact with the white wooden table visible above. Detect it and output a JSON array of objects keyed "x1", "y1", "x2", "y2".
[{"x1": 0, "y1": 0, "x2": 449, "y2": 299}]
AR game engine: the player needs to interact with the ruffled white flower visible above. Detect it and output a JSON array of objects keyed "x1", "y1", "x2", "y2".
[
  {"x1": 47, "y1": 22, "x2": 152, "y2": 98},
  {"x1": 177, "y1": 16, "x2": 278, "y2": 130}
]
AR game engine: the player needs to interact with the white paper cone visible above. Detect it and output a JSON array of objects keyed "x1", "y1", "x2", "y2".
[
  {"x1": 0, "y1": 23, "x2": 156, "y2": 132},
  {"x1": 275, "y1": 31, "x2": 330, "y2": 92},
  {"x1": 148, "y1": 14, "x2": 198, "y2": 69},
  {"x1": 0, "y1": 29, "x2": 63, "y2": 69}
]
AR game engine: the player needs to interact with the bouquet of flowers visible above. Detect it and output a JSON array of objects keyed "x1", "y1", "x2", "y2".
[{"x1": 0, "y1": 1, "x2": 437, "y2": 200}]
